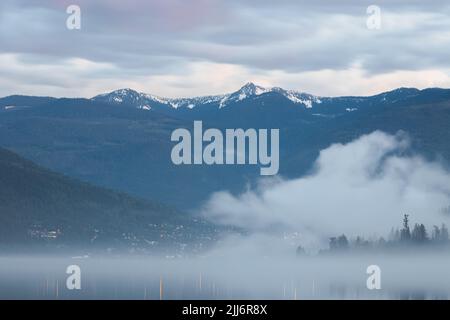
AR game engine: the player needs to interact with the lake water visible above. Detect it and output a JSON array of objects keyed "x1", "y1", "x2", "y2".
[{"x1": 1, "y1": 252, "x2": 449, "y2": 299}]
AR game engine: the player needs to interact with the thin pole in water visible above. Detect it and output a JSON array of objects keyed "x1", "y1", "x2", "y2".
[{"x1": 159, "y1": 276, "x2": 163, "y2": 300}]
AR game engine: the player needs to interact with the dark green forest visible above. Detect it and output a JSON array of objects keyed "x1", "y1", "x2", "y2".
[{"x1": 0, "y1": 147, "x2": 216, "y2": 251}]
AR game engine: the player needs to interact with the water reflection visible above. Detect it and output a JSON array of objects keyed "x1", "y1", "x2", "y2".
[{"x1": 0, "y1": 254, "x2": 449, "y2": 300}]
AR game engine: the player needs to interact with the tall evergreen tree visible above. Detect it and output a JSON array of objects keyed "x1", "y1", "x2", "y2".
[
  {"x1": 440, "y1": 224, "x2": 449, "y2": 243},
  {"x1": 400, "y1": 214, "x2": 411, "y2": 242},
  {"x1": 412, "y1": 223, "x2": 428, "y2": 243},
  {"x1": 432, "y1": 225, "x2": 441, "y2": 242},
  {"x1": 412, "y1": 223, "x2": 421, "y2": 242},
  {"x1": 337, "y1": 234, "x2": 349, "y2": 249},
  {"x1": 419, "y1": 224, "x2": 428, "y2": 243}
]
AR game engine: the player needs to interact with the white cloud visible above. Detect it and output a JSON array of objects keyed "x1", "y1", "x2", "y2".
[
  {"x1": 201, "y1": 131, "x2": 450, "y2": 246},
  {"x1": 262, "y1": 66, "x2": 450, "y2": 96},
  {"x1": 1, "y1": 1, "x2": 450, "y2": 96}
]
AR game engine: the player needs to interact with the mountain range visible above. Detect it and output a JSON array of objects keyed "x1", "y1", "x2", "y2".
[
  {"x1": 1, "y1": 82, "x2": 450, "y2": 210},
  {"x1": 91, "y1": 82, "x2": 322, "y2": 110}
]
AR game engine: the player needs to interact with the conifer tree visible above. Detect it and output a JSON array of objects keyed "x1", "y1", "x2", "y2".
[{"x1": 400, "y1": 214, "x2": 411, "y2": 242}]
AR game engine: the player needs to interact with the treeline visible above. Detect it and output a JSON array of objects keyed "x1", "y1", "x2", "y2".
[
  {"x1": 296, "y1": 214, "x2": 450, "y2": 255},
  {"x1": 389, "y1": 214, "x2": 449, "y2": 244}
]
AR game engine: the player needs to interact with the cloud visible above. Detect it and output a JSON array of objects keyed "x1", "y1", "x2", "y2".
[
  {"x1": 0, "y1": 1, "x2": 450, "y2": 96},
  {"x1": 200, "y1": 131, "x2": 450, "y2": 246}
]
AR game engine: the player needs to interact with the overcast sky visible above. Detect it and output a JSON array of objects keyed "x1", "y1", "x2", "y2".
[{"x1": 0, "y1": 0, "x2": 449, "y2": 98}]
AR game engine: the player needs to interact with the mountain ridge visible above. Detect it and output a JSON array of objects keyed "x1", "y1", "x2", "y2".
[
  {"x1": 1, "y1": 83, "x2": 450, "y2": 208},
  {"x1": 0, "y1": 146, "x2": 214, "y2": 250},
  {"x1": 3, "y1": 83, "x2": 448, "y2": 113}
]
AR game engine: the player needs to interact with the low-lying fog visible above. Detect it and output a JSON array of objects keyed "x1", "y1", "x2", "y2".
[
  {"x1": 2, "y1": 131, "x2": 450, "y2": 300},
  {"x1": 1, "y1": 251, "x2": 450, "y2": 299}
]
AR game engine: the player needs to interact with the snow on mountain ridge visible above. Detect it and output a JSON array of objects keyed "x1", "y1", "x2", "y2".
[
  {"x1": 92, "y1": 83, "x2": 321, "y2": 110},
  {"x1": 217, "y1": 82, "x2": 321, "y2": 108}
]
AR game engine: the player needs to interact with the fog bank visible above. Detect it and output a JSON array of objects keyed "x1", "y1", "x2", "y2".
[{"x1": 201, "y1": 131, "x2": 450, "y2": 247}]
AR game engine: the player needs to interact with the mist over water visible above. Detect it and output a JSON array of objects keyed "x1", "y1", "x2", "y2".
[
  {"x1": 1, "y1": 252, "x2": 450, "y2": 300},
  {"x1": 2, "y1": 131, "x2": 450, "y2": 300},
  {"x1": 201, "y1": 131, "x2": 450, "y2": 246}
]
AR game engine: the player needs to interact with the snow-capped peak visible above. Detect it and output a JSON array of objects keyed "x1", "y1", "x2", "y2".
[
  {"x1": 92, "y1": 83, "x2": 321, "y2": 111},
  {"x1": 93, "y1": 88, "x2": 141, "y2": 104},
  {"x1": 92, "y1": 88, "x2": 169, "y2": 110},
  {"x1": 238, "y1": 82, "x2": 269, "y2": 96},
  {"x1": 218, "y1": 82, "x2": 321, "y2": 108}
]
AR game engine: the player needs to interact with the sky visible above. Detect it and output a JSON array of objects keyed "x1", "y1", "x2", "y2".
[{"x1": 0, "y1": 0, "x2": 450, "y2": 98}]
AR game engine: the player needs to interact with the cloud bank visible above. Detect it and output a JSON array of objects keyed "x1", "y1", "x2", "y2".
[
  {"x1": 201, "y1": 131, "x2": 450, "y2": 246},
  {"x1": 1, "y1": 1, "x2": 450, "y2": 97}
]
